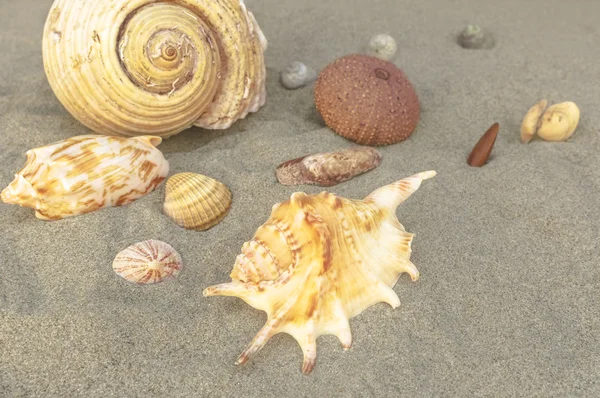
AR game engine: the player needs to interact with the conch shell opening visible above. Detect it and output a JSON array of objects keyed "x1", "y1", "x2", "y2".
[{"x1": 204, "y1": 170, "x2": 436, "y2": 374}]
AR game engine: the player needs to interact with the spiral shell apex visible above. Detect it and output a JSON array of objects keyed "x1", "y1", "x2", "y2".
[
  {"x1": 42, "y1": 0, "x2": 267, "y2": 138},
  {"x1": 113, "y1": 240, "x2": 183, "y2": 284},
  {"x1": 163, "y1": 172, "x2": 232, "y2": 231},
  {"x1": 204, "y1": 170, "x2": 436, "y2": 374}
]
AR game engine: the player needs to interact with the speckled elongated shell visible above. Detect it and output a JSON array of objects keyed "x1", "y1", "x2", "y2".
[
  {"x1": 276, "y1": 146, "x2": 382, "y2": 187},
  {"x1": 163, "y1": 172, "x2": 232, "y2": 231},
  {"x1": 42, "y1": 0, "x2": 267, "y2": 137},
  {"x1": 1, "y1": 135, "x2": 169, "y2": 220},
  {"x1": 204, "y1": 170, "x2": 436, "y2": 373},
  {"x1": 113, "y1": 239, "x2": 183, "y2": 284}
]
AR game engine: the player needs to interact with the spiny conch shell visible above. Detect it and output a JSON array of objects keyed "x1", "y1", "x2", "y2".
[
  {"x1": 1, "y1": 135, "x2": 169, "y2": 220},
  {"x1": 113, "y1": 239, "x2": 183, "y2": 284},
  {"x1": 163, "y1": 172, "x2": 232, "y2": 231},
  {"x1": 203, "y1": 170, "x2": 436, "y2": 374},
  {"x1": 276, "y1": 147, "x2": 382, "y2": 187},
  {"x1": 280, "y1": 61, "x2": 317, "y2": 90},
  {"x1": 366, "y1": 33, "x2": 398, "y2": 61},
  {"x1": 42, "y1": 0, "x2": 267, "y2": 138}
]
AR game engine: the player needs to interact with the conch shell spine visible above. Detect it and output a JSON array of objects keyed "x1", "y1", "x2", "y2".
[{"x1": 204, "y1": 170, "x2": 436, "y2": 374}]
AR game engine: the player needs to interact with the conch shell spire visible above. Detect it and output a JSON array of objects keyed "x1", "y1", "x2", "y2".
[
  {"x1": 1, "y1": 174, "x2": 37, "y2": 207},
  {"x1": 204, "y1": 171, "x2": 436, "y2": 374},
  {"x1": 366, "y1": 170, "x2": 437, "y2": 210}
]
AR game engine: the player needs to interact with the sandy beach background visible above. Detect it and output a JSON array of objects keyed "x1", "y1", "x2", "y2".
[{"x1": 1, "y1": 0, "x2": 599, "y2": 396}]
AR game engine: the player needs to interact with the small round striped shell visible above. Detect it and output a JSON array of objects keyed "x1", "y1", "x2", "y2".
[
  {"x1": 112, "y1": 239, "x2": 183, "y2": 284},
  {"x1": 163, "y1": 172, "x2": 232, "y2": 231}
]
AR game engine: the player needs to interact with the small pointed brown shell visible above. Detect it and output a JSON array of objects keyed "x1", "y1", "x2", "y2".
[
  {"x1": 112, "y1": 239, "x2": 182, "y2": 284},
  {"x1": 163, "y1": 172, "x2": 232, "y2": 231},
  {"x1": 467, "y1": 122, "x2": 499, "y2": 167}
]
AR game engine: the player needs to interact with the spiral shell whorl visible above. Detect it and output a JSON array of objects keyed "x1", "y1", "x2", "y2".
[
  {"x1": 43, "y1": 0, "x2": 267, "y2": 137},
  {"x1": 118, "y1": 5, "x2": 216, "y2": 97}
]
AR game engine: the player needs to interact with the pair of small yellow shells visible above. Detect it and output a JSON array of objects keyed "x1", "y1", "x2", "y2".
[
  {"x1": 164, "y1": 172, "x2": 232, "y2": 231},
  {"x1": 520, "y1": 100, "x2": 580, "y2": 143}
]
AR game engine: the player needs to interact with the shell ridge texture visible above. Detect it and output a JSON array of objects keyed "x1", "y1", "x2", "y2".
[
  {"x1": 163, "y1": 172, "x2": 232, "y2": 231},
  {"x1": 204, "y1": 170, "x2": 436, "y2": 373},
  {"x1": 112, "y1": 239, "x2": 183, "y2": 284}
]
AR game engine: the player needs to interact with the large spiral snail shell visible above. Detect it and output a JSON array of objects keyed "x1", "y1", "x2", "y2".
[{"x1": 42, "y1": 0, "x2": 268, "y2": 138}]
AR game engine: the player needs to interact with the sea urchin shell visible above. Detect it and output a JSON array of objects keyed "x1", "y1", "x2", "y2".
[
  {"x1": 315, "y1": 54, "x2": 420, "y2": 146},
  {"x1": 204, "y1": 170, "x2": 436, "y2": 373},
  {"x1": 112, "y1": 239, "x2": 182, "y2": 284}
]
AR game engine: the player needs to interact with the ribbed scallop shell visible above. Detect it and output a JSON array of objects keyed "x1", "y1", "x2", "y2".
[
  {"x1": 204, "y1": 170, "x2": 436, "y2": 373},
  {"x1": 1, "y1": 135, "x2": 169, "y2": 220},
  {"x1": 42, "y1": 0, "x2": 267, "y2": 137},
  {"x1": 163, "y1": 172, "x2": 232, "y2": 231},
  {"x1": 113, "y1": 239, "x2": 183, "y2": 284}
]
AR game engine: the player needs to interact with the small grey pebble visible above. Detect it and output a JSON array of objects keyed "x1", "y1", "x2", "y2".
[
  {"x1": 366, "y1": 33, "x2": 397, "y2": 61},
  {"x1": 280, "y1": 61, "x2": 317, "y2": 90},
  {"x1": 458, "y1": 24, "x2": 495, "y2": 49}
]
